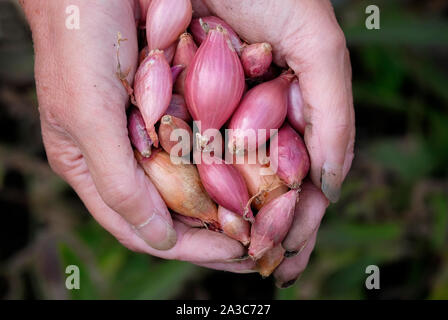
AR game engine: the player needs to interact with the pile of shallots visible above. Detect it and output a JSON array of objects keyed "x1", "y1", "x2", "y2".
[{"x1": 127, "y1": 0, "x2": 310, "y2": 277}]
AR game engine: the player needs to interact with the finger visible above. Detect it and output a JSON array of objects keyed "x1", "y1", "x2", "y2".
[
  {"x1": 282, "y1": 180, "x2": 328, "y2": 253},
  {"x1": 60, "y1": 156, "x2": 246, "y2": 262},
  {"x1": 285, "y1": 1, "x2": 354, "y2": 203},
  {"x1": 195, "y1": 259, "x2": 257, "y2": 274},
  {"x1": 274, "y1": 230, "x2": 317, "y2": 288},
  {"x1": 67, "y1": 106, "x2": 178, "y2": 250}
]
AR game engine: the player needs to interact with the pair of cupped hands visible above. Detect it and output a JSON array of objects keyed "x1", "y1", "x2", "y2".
[{"x1": 22, "y1": 0, "x2": 354, "y2": 288}]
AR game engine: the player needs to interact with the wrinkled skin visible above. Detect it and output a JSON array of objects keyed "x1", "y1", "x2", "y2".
[{"x1": 21, "y1": 0, "x2": 354, "y2": 287}]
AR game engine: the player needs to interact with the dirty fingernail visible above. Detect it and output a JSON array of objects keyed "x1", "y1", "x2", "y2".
[
  {"x1": 321, "y1": 163, "x2": 342, "y2": 203},
  {"x1": 284, "y1": 240, "x2": 307, "y2": 258},
  {"x1": 276, "y1": 278, "x2": 297, "y2": 289}
]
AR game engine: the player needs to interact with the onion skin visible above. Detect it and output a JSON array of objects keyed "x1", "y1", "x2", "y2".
[
  {"x1": 241, "y1": 43, "x2": 273, "y2": 78},
  {"x1": 233, "y1": 153, "x2": 289, "y2": 211},
  {"x1": 257, "y1": 244, "x2": 285, "y2": 277},
  {"x1": 173, "y1": 212, "x2": 204, "y2": 228},
  {"x1": 171, "y1": 65, "x2": 185, "y2": 83},
  {"x1": 165, "y1": 94, "x2": 192, "y2": 123},
  {"x1": 249, "y1": 190, "x2": 298, "y2": 260},
  {"x1": 128, "y1": 107, "x2": 152, "y2": 158},
  {"x1": 137, "y1": 150, "x2": 219, "y2": 227},
  {"x1": 190, "y1": 16, "x2": 244, "y2": 55},
  {"x1": 163, "y1": 42, "x2": 177, "y2": 65},
  {"x1": 134, "y1": 50, "x2": 173, "y2": 147},
  {"x1": 270, "y1": 123, "x2": 310, "y2": 189},
  {"x1": 196, "y1": 157, "x2": 254, "y2": 221},
  {"x1": 218, "y1": 206, "x2": 250, "y2": 246},
  {"x1": 173, "y1": 33, "x2": 198, "y2": 96},
  {"x1": 228, "y1": 73, "x2": 294, "y2": 153},
  {"x1": 185, "y1": 26, "x2": 245, "y2": 133},
  {"x1": 139, "y1": 43, "x2": 176, "y2": 65},
  {"x1": 287, "y1": 79, "x2": 306, "y2": 135},
  {"x1": 146, "y1": 0, "x2": 192, "y2": 51},
  {"x1": 158, "y1": 115, "x2": 193, "y2": 157}
]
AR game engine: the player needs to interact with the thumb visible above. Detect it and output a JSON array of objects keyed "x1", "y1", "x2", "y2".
[{"x1": 70, "y1": 107, "x2": 177, "y2": 250}]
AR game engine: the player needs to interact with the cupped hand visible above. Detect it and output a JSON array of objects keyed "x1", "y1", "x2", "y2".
[
  {"x1": 200, "y1": 0, "x2": 355, "y2": 285},
  {"x1": 22, "y1": 0, "x2": 250, "y2": 270}
]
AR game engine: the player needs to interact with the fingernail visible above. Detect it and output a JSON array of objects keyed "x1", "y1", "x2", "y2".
[
  {"x1": 284, "y1": 250, "x2": 298, "y2": 258},
  {"x1": 276, "y1": 273, "x2": 303, "y2": 289},
  {"x1": 276, "y1": 278, "x2": 297, "y2": 289},
  {"x1": 321, "y1": 163, "x2": 342, "y2": 203},
  {"x1": 134, "y1": 214, "x2": 177, "y2": 250},
  {"x1": 284, "y1": 240, "x2": 307, "y2": 258}
]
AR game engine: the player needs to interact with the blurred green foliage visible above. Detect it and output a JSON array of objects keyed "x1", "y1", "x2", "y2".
[{"x1": 0, "y1": 0, "x2": 447, "y2": 300}]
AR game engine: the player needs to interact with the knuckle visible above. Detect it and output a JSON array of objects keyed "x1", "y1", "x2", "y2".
[{"x1": 100, "y1": 176, "x2": 142, "y2": 213}]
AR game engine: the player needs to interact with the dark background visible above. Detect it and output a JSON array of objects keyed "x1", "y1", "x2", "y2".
[{"x1": 1, "y1": 0, "x2": 447, "y2": 299}]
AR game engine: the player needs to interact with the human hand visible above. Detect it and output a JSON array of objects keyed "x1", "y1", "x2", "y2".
[
  {"x1": 22, "y1": 0, "x2": 251, "y2": 270},
  {"x1": 199, "y1": 0, "x2": 355, "y2": 286}
]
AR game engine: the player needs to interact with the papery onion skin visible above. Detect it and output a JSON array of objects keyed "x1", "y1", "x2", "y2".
[
  {"x1": 218, "y1": 206, "x2": 250, "y2": 246},
  {"x1": 165, "y1": 94, "x2": 192, "y2": 123},
  {"x1": 134, "y1": 49, "x2": 173, "y2": 147},
  {"x1": 128, "y1": 107, "x2": 152, "y2": 158},
  {"x1": 173, "y1": 33, "x2": 198, "y2": 96},
  {"x1": 270, "y1": 123, "x2": 310, "y2": 189},
  {"x1": 287, "y1": 79, "x2": 306, "y2": 135},
  {"x1": 228, "y1": 73, "x2": 294, "y2": 153},
  {"x1": 249, "y1": 190, "x2": 297, "y2": 260},
  {"x1": 185, "y1": 26, "x2": 245, "y2": 133},
  {"x1": 241, "y1": 43, "x2": 273, "y2": 78},
  {"x1": 257, "y1": 244, "x2": 285, "y2": 277},
  {"x1": 137, "y1": 150, "x2": 219, "y2": 227},
  {"x1": 139, "y1": 43, "x2": 176, "y2": 65},
  {"x1": 196, "y1": 157, "x2": 254, "y2": 221},
  {"x1": 146, "y1": 0, "x2": 192, "y2": 51},
  {"x1": 171, "y1": 65, "x2": 185, "y2": 83},
  {"x1": 190, "y1": 16, "x2": 244, "y2": 54},
  {"x1": 172, "y1": 212, "x2": 204, "y2": 228},
  {"x1": 158, "y1": 115, "x2": 193, "y2": 157},
  {"x1": 233, "y1": 152, "x2": 289, "y2": 211}
]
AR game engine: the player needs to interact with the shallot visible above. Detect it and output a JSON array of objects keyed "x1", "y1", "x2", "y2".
[
  {"x1": 173, "y1": 33, "x2": 198, "y2": 96},
  {"x1": 287, "y1": 79, "x2": 306, "y2": 135},
  {"x1": 165, "y1": 94, "x2": 192, "y2": 123},
  {"x1": 257, "y1": 244, "x2": 285, "y2": 278},
  {"x1": 137, "y1": 150, "x2": 219, "y2": 228},
  {"x1": 218, "y1": 206, "x2": 250, "y2": 246},
  {"x1": 134, "y1": 49, "x2": 173, "y2": 147},
  {"x1": 190, "y1": 16, "x2": 244, "y2": 54},
  {"x1": 146, "y1": 0, "x2": 192, "y2": 51},
  {"x1": 185, "y1": 26, "x2": 245, "y2": 145},
  {"x1": 249, "y1": 190, "x2": 298, "y2": 260},
  {"x1": 127, "y1": 107, "x2": 152, "y2": 158},
  {"x1": 233, "y1": 152, "x2": 289, "y2": 211},
  {"x1": 241, "y1": 43, "x2": 273, "y2": 78},
  {"x1": 228, "y1": 73, "x2": 294, "y2": 153},
  {"x1": 270, "y1": 123, "x2": 310, "y2": 189},
  {"x1": 196, "y1": 157, "x2": 254, "y2": 221},
  {"x1": 158, "y1": 115, "x2": 193, "y2": 157}
]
